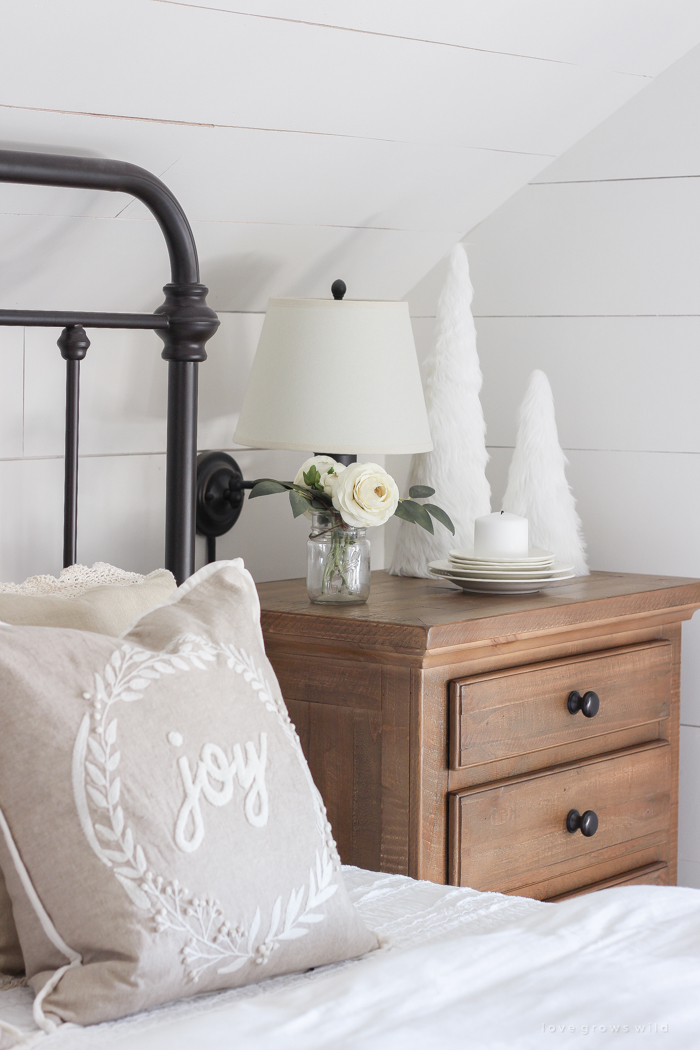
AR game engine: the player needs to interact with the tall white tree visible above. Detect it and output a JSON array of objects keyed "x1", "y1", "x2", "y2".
[
  {"x1": 502, "y1": 370, "x2": 588, "y2": 575},
  {"x1": 390, "y1": 244, "x2": 491, "y2": 576}
]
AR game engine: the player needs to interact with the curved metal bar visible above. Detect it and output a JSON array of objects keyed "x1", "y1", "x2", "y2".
[
  {"x1": 0, "y1": 149, "x2": 221, "y2": 584},
  {"x1": 0, "y1": 149, "x2": 198, "y2": 285}
]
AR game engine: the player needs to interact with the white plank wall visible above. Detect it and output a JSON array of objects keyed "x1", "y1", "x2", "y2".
[
  {"x1": 4, "y1": 3, "x2": 694, "y2": 585},
  {"x1": 403, "y1": 43, "x2": 700, "y2": 886}
]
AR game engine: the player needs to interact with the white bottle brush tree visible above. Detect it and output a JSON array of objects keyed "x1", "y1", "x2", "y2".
[
  {"x1": 502, "y1": 370, "x2": 588, "y2": 575},
  {"x1": 390, "y1": 243, "x2": 491, "y2": 577}
]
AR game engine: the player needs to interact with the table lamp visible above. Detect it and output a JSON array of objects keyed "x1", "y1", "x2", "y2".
[{"x1": 196, "y1": 280, "x2": 433, "y2": 559}]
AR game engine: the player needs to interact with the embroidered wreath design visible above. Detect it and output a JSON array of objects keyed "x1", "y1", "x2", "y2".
[{"x1": 72, "y1": 635, "x2": 338, "y2": 982}]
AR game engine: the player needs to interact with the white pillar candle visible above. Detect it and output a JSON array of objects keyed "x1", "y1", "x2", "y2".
[{"x1": 473, "y1": 511, "x2": 529, "y2": 558}]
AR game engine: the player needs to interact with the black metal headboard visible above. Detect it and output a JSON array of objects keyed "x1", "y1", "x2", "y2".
[{"x1": 0, "y1": 149, "x2": 219, "y2": 585}]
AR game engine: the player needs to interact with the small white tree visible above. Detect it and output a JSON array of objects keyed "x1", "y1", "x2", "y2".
[
  {"x1": 502, "y1": 370, "x2": 588, "y2": 575},
  {"x1": 390, "y1": 244, "x2": 491, "y2": 576}
]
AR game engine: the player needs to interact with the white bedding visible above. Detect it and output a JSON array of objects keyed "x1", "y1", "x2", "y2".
[{"x1": 2, "y1": 866, "x2": 700, "y2": 1049}]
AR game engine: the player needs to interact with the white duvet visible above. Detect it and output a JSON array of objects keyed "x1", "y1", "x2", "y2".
[{"x1": 2, "y1": 866, "x2": 700, "y2": 1049}]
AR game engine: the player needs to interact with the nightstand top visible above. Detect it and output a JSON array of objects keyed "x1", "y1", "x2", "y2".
[{"x1": 257, "y1": 570, "x2": 700, "y2": 654}]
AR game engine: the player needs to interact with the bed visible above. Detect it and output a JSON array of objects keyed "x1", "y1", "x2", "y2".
[
  {"x1": 1, "y1": 150, "x2": 699, "y2": 1049},
  {"x1": 2, "y1": 866, "x2": 700, "y2": 1048}
]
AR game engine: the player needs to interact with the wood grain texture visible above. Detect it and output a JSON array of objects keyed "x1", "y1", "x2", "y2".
[
  {"x1": 285, "y1": 697, "x2": 309, "y2": 754},
  {"x1": 414, "y1": 665, "x2": 451, "y2": 884},
  {"x1": 259, "y1": 572, "x2": 700, "y2": 899},
  {"x1": 546, "y1": 861, "x2": 668, "y2": 902},
  {"x1": 667, "y1": 622, "x2": 682, "y2": 885},
  {"x1": 450, "y1": 640, "x2": 670, "y2": 770},
  {"x1": 521, "y1": 844, "x2": 669, "y2": 901},
  {"x1": 449, "y1": 741, "x2": 670, "y2": 894},
  {"x1": 271, "y1": 652, "x2": 382, "y2": 710},
  {"x1": 282, "y1": 696, "x2": 382, "y2": 870},
  {"x1": 380, "y1": 664, "x2": 412, "y2": 875},
  {"x1": 351, "y1": 708, "x2": 383, "y2": 871},
  {"x1": 259, "y1": 571, "x2": 700, "y2": 656},
  {"x1": 448, "y1": 720, "x2": 664, "y2": 790}
]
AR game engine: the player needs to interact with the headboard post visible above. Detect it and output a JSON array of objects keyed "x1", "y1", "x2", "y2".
[
  {"x1": 155, "y1": 283, "x2": 220, "y2": 584},
  {"x1": 57, "y1": 325, "x2": 90, "y2": 568},
  {"x1": 0, "y1": 149, "x2": 220, "y2": 586}
]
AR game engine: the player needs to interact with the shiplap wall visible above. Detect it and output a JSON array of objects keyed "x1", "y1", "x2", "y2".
[
  {"x1": 2, "y1": 1, "x2": 699, "y2": 583},
  {"x1": 402, "y1": 43, "x2": 700, "y2": 887}
]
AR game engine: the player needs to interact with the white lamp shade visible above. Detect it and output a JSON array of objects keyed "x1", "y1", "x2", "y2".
[{"x1": 233, "y1": 297, "x2": 433, "y2": 454}]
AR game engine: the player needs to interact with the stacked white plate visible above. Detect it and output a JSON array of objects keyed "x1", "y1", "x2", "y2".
[{"x1": 428, "y1": 547, "x2": 575, "y2": 594}]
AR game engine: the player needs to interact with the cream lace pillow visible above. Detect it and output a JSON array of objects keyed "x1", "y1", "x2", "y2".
[
  {"x1": 0, "y1": 561, "x2": 156, "y2": 597},
  {"x1": 0, "y1": 561, "x2": 376, "y2": 1035},
  {"x1": 0, "y1": 564, "x2": 176, "y2": 636},
  {"x1": 0, "y1": 564, "x2": 177, "y2": 978}
]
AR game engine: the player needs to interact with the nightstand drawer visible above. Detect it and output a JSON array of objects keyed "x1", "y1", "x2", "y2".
[
  {"x1": 449, "y1": 641, "x2": 670, "y2": 773},
  {"x1": 546, "y1": 861, "x2": 669, "y2": 901},
  {"x1": 449, "y1": 740, "x2": 670, "y2": 898}
]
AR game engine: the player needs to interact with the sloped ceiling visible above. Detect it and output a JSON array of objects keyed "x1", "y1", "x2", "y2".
[{"x1": 1, "y1": 1, "x2": 700, "y2": 313}]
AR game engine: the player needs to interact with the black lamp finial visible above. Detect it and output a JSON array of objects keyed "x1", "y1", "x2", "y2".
[{"x1": 331, "y1": 279, "x2": 346, "y2": 300}]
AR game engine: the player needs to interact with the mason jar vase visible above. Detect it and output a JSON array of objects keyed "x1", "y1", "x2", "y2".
[{"x1": 307, "y1": 511, "x2": 370, "y2": 604}]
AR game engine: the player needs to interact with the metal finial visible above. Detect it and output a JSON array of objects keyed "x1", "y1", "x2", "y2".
[{"x1": 331, "y1": 279, "x2": 346, "y2": 300}]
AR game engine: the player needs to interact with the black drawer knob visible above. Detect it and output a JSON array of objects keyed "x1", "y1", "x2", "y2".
[
  {"x1": 567, "y1": 690, "x2": 600, "y2": 718},
  {"x1": 566, "y1": 809, "x2": 598, "y2": 837}
]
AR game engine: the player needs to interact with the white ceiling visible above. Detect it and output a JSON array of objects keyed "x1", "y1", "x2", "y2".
[
  {"x1": 152, "y1": 1, "x2": 700, "y2": 76},
  {"x1": 1, "y1": 1, "x2": 700, "y2": 312}
]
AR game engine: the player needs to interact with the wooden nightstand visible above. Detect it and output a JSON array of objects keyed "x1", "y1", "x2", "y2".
[{"x1": 257, "y1": 570, "x2": 700, "y2": 901}]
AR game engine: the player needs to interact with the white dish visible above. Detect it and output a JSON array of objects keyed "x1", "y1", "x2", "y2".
[
  {"x1": 441, "y1": 565, "x2": 565, "y2": 580},
  {"x1": 447, "y1": 562, "x2": 554, "y2": 571},
  {"x1": 448, "y1": 557, "x2": 555, "y2": 571},
  {"x1": 436, "y1": 570, "x2": 574, "y2": 583},
  {"x1": 430, "y1": 559, "x2": 573, "y2": 581},
  {"x1": 448, "y1": 547, "x2": 554, "y2": 567},
  {"x1": 428, "y1": 565, "x2": 576, "y2": 594},
  {"x1": 430, "y1": 575, "x2": 576, "y2": 594}
]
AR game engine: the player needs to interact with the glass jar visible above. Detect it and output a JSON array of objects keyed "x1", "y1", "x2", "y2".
[{"x1": 307, "y1": 511, "x2": 370, "y2": 604}]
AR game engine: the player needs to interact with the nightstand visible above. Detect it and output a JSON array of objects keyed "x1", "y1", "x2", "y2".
[{"x1": 257, "y1": 570, "x2": 700, "y2": 900}]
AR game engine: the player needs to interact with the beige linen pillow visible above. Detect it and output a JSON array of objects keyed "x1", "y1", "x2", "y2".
[
  {"x1": 0, "y1": 890, "x2": 21, "y2": 976},
  {"x1": 0, "y1": 567, "x2": 176, "y2": 635},
  {"x1": 0, "y1": 560, "x2": 376, "y2": 1034},
  {"x1": 0, "y1": 564, "x2": 177, "y2": 977}
]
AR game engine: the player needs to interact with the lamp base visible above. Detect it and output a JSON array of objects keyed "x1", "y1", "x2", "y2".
[{"x1": 316, "y1": 453, "x2": 357, "y2": 466}]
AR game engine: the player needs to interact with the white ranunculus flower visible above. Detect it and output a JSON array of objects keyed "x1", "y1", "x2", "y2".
[
  {"x1": 293, "y1": 456, "x2": 346, "y2": 517},
  {"x1": 319, "y1": 463, "x2": 345, "y2": 498},
  {"x1": 294, "y1": 455, "x2": 346, "y2": 495},
  {"x1": 295, "y1": 455, "x2": 334, "y2": 489},
  {"x1": 332, "y1": 462, "x2": 399, "y2": 528}
]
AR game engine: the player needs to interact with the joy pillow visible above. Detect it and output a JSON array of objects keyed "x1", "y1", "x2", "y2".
[
  {"x1": 0, "y1": 565, "x2": 177, "y2": 977},
  {"x1": 0, "y1": 561, "x2": 376, "y2": 1033}
]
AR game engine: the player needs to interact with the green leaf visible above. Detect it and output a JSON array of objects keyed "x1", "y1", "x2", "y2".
[
  {"x1": 394, "y1": 500, "x2": 434, "y2": 534},
  {"x1": 289, "y1": 490, "x2": 309, "y2": 518},
  {"x1": 303, "y1": 466, "x2": 322, "y2": 489},
  {"x1": 288, "y1": 482, "x2": 320, "y2": 498},
  {"x1": 424, "y1": 504, "x2": 455, "y2": 534},
  {"x1": 248, "y1": 479, "x2": 288, "y2": 499},
  {"x1": 409, "y1": 485, "x2": 435, "y2": 499},
  {"x1": 288, "y1": 484, "x2": 334, "y2": 510}
]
